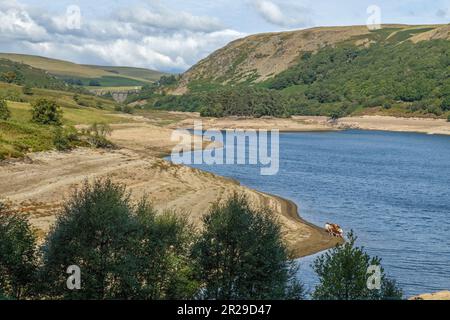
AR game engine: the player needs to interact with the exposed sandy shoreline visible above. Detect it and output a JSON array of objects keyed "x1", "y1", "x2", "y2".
[
  {"x1": 0, "y1": 121, "x2": 341, "y2": 258},
  {"x1": 170, "y1": 113, "x2": 450, "y2": 136}
]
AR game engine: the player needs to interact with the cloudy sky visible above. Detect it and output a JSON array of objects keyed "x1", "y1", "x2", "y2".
[{"x1": 1, "y1": 0, "x2": 449, "y2": 73}]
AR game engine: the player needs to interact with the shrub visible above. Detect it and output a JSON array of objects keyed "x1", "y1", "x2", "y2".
[
  {"x1": 193, "y1": 194, "x2": 304, "y2": 300},
  {"x1": 53, "y1": 127, "x2": 78, "y2": 151},
  {"x1": 441, "y1": 96, "x2": 450, "y2": 111},
  {"x1": 83, "y1": 122, "x2": 114, "y2": 148},
  {"x1": 0, "y1": 99, "x2": 11, "y2": 120},
  {"x1": 40, "y1": 179, "x2": 139, "y2": 299},
  {"x1": 0, "y1": 202, "x2": 38, "y2": 299},
  {"x1": 31, "y1": 99, "x2": 62, "y2": 125},
  {"x1": 131, "y1": 201, "x2": 199, "y2": 299},
  {"x1": 40, "y1": 179, "x2": 198, "y2": 299},
  {"x1": 312, "y1": 231, "x2": 403, "y2": 300},
  {"x1": 22, "y1": 85, "x2": 33, "y2": 95},
  {"x1": 447, "y1": 114, "x2": 450, "y2": 122}
]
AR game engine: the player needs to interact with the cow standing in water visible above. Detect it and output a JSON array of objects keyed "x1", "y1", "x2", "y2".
[{"x1": 325, "y1": 223, "x2": 343, "y2": 237}]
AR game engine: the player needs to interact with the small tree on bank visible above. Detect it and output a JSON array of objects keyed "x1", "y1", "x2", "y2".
[
  {"x1": 0, "y1": 99, "x2": 10, "y2": 120},
  {"x1": 312, "y1": 231, "x2": 403, "y2": 300},
  {"x1": 193, "y1": 194, "x2": 304, "y2": 300},
  {"x1": 31, "y1": 99, "x2": 62, "y2": 125},
  {"x1": 0, "y1": 202, "x2": 38, "y2": 300},
  {"x1": 40, "y1": 178, "x2": 198, "y2": 299}
]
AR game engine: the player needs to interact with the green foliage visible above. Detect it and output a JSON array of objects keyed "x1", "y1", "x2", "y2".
[
  {"x1": 82, "y1": 122, "x2": 114, "y2": 149},
  {"x1": 441, "y1": 96, "x2": 450, "y2": 111},
  {"x1": 0, "y1": 203, "x2": 38, "y2": 299},
  {"x1": 53, "y1": 126, "x2": 79, "y2": 151},
  {"x1": 264, "y1": 40, "x2": 450, "y2": 117},
  {"x1": 312, "y1": 231, "x2": 403, "y2": 300},
  {"x1": 0, "y1": 99, "x2": 10, "y2": 120},
  {"x1": 193, "y1": 194, "x2": 304, "y2": 300},
  {"x1": 447, "y1": 114, "x2": 450, "y2": 122},
  {"x1": 40, "y1": 179, "x2": 138, "y2": 299},
  {"x1": 31, "y1": 99, "x2": 62, "y2": 125},
  {"x1": 88, "y1": 80, "x2": 101, "y2": 87},
  {"x1": 22, "y1": 85, "x2": 33, "y2": 95},
  {"x1": 40, "y1": 179, "x2": 199, "y2": 299},
  {"x1": 158, "y1": 75, "x2": 177, "y2": 86},
  {"x1": 153, "y1": 86, "x2": 289, "y2": 118},
  {"x1": 0, "y1": 59, "x2": 70, "y2": 91},
  {"x1": 131, "y1": 201, "x2": 199, "y2": 299}
]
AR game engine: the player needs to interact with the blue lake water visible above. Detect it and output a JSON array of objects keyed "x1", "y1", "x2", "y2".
[{"x1": 175, "y1": 130, "x2": 450, "y2": 297}]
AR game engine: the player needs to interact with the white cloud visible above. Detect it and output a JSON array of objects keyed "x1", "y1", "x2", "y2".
[
  {"x1": 252, "y1": 0, "x2": 312, "y2": 27},
  {"x1": 0, "y1": 1, "x2": 245, "y2": 72}
]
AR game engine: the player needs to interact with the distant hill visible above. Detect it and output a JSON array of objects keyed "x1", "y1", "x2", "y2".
[
  {"x1": 0, "y1": 58, "x2": 70, "y2": 91},
  {"x1": 150, "y1": 24, "x2": 450, "y2": 119},
  {"x1": 174, "y1": 24, "x2": 450, "y2": 94},
  {"x1": 83, "y1": 65, "x2": 167, "y2": 82},
  {"x1": 0, "y1": 53, "x2": 168, "y2": 87}
]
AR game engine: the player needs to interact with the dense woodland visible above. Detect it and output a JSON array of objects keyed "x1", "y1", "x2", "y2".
[{"x1": 140, "y1": 39, "x2": 450, "y2": 119}]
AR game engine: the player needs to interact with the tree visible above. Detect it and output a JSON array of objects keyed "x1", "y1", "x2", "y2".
[
  {"x1": 441, "y1": 96, "x2": 450, "y2": 111},
  {"x1": 0, "y1": 202, "x2": 38, "y2": 300},
  {"x1": 40, "y1": 179, "x2": 139, "y2": 299},
  {"x1": 312, "y1": 231, "x2": 403, "y2": 300},
  {"x1": 31, "y1": 99, "x2": 62, "y2": 125},
  {"x1": 0, "y1": 99, "x2": 11, "y2": 120},
  {"x1": 193, "y1": 194, "x2": 303, "y2": 300},
  {"x1": 1, "y1": 71, "x2": 17, "y2": 84},
  {"x1": 131, "y1": 201, "x2": 199, "y2": 299},
  {"x1": 88, "y1": 80, "x2": 101, "y2": 87},
  {"x1": 22, "y1": 85, "x2": 33, "y2": 95}
]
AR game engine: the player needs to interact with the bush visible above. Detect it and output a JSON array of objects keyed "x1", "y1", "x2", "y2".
[
  {"x1": 0, "y1": 99, "x2": 11, "y2": 120},
  {"x1": 40, "y1": 179, "x2": 198, "y2": 299},
  {"x1": 0, "y1": 202, "x2": 38, "y2": 299},
  {"x1": 82, "y1": 122, "x2": 115, "y2": 149},
  {"x1": 312, "y1": 231, "x2": 403, "y2": 300},
  {"x1": 193, "y1": 194, "x2": 304, "y2": 300},
  {"x1": 447, "y1": 114, "x2": 450, "y2": 122},
  {"x1": 441, "y1": 96, "x2": 450, "y2": 111},
  {"x1": 31, "y1": 99, "x2": 62, "y2": 125},
  {"x1": 22, "y1": 85, "x2": 33, "y2": 95},
  {"x1": 53, "y1": 127, "x2": 78, "y2": 151},
  {"x1": 131, "y1": 201, "x2": 199, "y2": 299},
  {"x1": 40, "y1": 179, "x2": 139, "y2": 299}
]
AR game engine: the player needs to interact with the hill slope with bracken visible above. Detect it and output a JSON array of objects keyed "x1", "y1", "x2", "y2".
[{"x1": 173, "y1": 24, "x2": 450, "y2": 94}]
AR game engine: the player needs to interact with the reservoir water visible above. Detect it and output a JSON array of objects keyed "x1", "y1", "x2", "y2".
[{"x1": 178, "y1": 129, "x2": 450, "y2": 297}]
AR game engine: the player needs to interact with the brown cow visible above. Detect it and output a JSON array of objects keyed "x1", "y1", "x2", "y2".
[{"x1": 325, "y1": 223, "x2": 343, "y2": 237}]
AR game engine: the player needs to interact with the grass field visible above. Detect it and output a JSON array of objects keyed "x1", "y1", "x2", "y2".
[
  {"x1": 0, "y1": 83, "x2": 128, "y2": 159},
  {"x1": 0, "y1": 53, "x2": 167, "y2": 87}
]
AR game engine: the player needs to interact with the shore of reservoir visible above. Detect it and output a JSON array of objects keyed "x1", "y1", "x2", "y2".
[
  {"x1": 0, "y1": 120, "x2": 341, "y2": 258},
  {"x1": 169, "y1": 113, "x2": 450, "y2": 136}
]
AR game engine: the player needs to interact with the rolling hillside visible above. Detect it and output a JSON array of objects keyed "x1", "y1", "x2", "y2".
[
  {"x1": 174, "y1": 24, "x2": 450, "y2": 94},
  {"x1": 0, "y1": 53, "x2": 167, "y2": 87}
]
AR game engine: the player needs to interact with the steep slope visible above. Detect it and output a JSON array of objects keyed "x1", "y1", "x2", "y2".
[{"x1": 174, "y1": 24, "x2": 447, "y2": 94}]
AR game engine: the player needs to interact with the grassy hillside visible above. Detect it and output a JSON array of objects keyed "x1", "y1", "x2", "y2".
[
  {"x1": 148, "y1": 25, "x2": 450, "y2": 119},
  {"x1": 0, "y1": 53, "x2": 166, "y2": 87},
  {"x1": 84, "y1": 65, "x2": 168, "y2": 82},
  {"x1": 0, "y1": 58, "x2": 72, "y2": 91},
  {"x1": 173, "y1": 24, "x2": 449, "y2": 94},
  {"x1": 0, "y1": 82, "x2": 125, "y2": 159}
]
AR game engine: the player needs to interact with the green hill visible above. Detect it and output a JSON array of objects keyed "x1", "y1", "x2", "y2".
[
  {"x1": 151, "y1": 24, "x2": 450, "y2": 119},
  {"x1": 0, "y1": 53, "x2": 167, "y2": 87}
]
